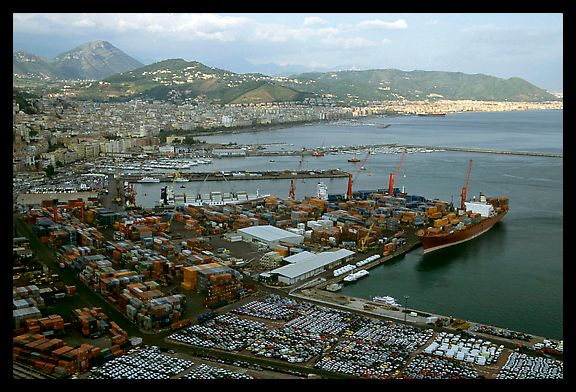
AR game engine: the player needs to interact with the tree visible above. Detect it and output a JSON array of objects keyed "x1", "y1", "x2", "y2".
[
  {"x1": 44, "y1": 164, "x2": 55, "y2": 177},
  {"x1": 55, "y1": 160, "x2": 63, "y2": 168}
]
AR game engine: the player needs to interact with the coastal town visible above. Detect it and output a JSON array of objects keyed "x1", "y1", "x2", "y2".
[{"x1": 13, "y1": 95, "x2": 562, "y2": 175}]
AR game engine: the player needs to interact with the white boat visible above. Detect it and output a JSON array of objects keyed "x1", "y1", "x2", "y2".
[
  {"x1": 138, "y1": 177, "x2": 160, "y2": 183},
  {"x1": 371, "y1": 296, "x2": 401, "y2": 307},
  {"x1": 343, "y1": 269, "x2": 369, "y2": 282}
]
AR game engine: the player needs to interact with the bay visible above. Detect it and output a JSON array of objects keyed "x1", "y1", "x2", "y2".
[{"x1": 136, "y1": 109, "x2": 563, "y2": 339}]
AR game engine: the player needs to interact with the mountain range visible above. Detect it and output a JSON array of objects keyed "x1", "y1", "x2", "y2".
[
  {"x1": 13, "y1": 41, "x2": 143, "y2": 81},
  {"x1": 13, "y1": 40, "x2": 560, "y2": 104}
]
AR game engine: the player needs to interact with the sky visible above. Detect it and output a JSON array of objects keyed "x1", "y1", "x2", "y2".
[{"x1": 13, "y1": 13, "x2": 563, "y2": 92}]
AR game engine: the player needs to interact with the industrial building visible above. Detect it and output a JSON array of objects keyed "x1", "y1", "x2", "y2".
[
  {"x1": 267, "y1": 249, "x2": 355, "y2": 285},
  {"x1": 237, "y1": 225, "x2": 304, "y2": 248}
]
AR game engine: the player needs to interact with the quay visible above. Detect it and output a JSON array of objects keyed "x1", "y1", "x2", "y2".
[
  {"x1": 243, "y1": 143, "x2": 562, "y2": 158},
  {"x1": 124, "y1": 169, "x2": 350, "y2": 183}
]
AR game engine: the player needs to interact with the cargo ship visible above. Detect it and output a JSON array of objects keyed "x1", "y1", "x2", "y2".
[
  {"x1": 157, "y1": 186, "x2": 270, "y2": 208},
  {"x1": 416, "y1": 160, "x2": 508, "y2": 254},
  {"x1": 416, "y1": 193, "x2": 508, "y2": 254}
]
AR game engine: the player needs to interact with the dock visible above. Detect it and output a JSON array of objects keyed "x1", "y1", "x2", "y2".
[
  {"x1": 243, "y1": 143, "x2": 562, "y2": 158},
  {"x1": 125, "y1": 169, "x2": 350, "y2": 183}
]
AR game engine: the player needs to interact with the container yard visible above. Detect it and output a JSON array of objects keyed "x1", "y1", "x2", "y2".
[{"x1": 12, "y1": 180, "x2": 563, "y2": 380}]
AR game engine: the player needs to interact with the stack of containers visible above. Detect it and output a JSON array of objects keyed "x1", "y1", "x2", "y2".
[
  {"x1": 22, "y1": 314, "x2": 65, "y2": 336},
  {"x1": 72, "y1": 307, "x2": 109, "y2": 338}
]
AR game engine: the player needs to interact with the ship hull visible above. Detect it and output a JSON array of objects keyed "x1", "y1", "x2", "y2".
[{"x1": 418, "y1": 211, "x2": 506, "y2": 254}]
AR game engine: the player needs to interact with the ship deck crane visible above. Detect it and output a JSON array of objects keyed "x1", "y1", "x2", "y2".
[
  {"x1": 388, "y1": 148, "x2": 407, "y2": 195},
  {"x1": 460, "y1": 159, "x2": 473, "y2": 210},
  {"x1": 289, "y1": 149, "x2": 306, "y2": 200}
]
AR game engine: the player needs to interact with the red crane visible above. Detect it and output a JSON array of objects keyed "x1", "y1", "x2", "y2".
[
  {"x1": 52, "y1": 201, "x2": 85, "y2": 224},
  {"x1": 289, "y1": 149, "x2": 306, "y2": 200},
  {"x1": 346, "y1": 150, "x2": 371, "y2": 199},
  {"x1": 460, "y1": 159, "x2": 473, "y2": 210},
  {"x1": 388, "y1": 149, "x2": 407, "y2": 195}
]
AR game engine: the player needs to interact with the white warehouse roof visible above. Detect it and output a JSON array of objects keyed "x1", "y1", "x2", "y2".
[
  {"x1": 238, "y1": 225, "x2": 303, "y2": 242},
  {"x1": 272, "y1": 249, "x2": 355, "y2": 279}
]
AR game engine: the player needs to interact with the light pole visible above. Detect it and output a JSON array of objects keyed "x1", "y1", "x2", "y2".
[{"x1": 404, "y1": 295, "x2": 410, "y2": 322}]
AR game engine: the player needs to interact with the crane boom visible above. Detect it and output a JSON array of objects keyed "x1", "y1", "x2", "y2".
[
  {"x1": 460, "y1": 159, "x2": 473, "y2": 210},
  {"x1": 357, "y1": 222, "x2": 375, "y2": 252},
  {"x1": 167, "y1": 166, "x2": 184, "y2": 232},
  {"x1": 346, "y1": 150, "x2": 371, "y2": 199},
  {"x1": 388, "y1": 149, "x2": 407, "y2": 195},
  {"x1": 289, "y1": 149, "x2": 306, "y2": 200}
]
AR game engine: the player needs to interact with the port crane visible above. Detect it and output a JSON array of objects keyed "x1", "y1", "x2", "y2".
[
  {"x1": 52, "y1": 201, "x2": 85, "y2": 224},
  {"x1": 166, "y1": 166, "x2": 184, "y2": 233},
  {"x1": 460, "y1": 159, "x2": 473, "y2": 210},
  {"x1": 346, "y1": 150, "x2": 371, "y2": 199},
  {"x1": 113, "y1": 157, "x2": 123, "y2": 205},
  {"x1": 357, "y1": 221, "x2": 375, "y2": 253},
  {"x1": 387, "y1": 148, "x2": 407, "y2": 195},
  {"x1": 288, "y1": 149, "x2": 306, "y2": 200}
]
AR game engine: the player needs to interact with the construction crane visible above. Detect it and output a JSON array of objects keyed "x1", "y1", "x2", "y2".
[
  {"x1": 357, "y1": 222, "x2": 375, "y2": 253},
  {"x1": 289, "y1": 149, "x2": 306, "y2": 200},
  {"x1": 388, "y1": 148, "x2": 407, "y2": 195},
  {"x1": 460, "y1": 159, "x2": 473, "y2": 210},
  {"x1": 346, "y1": 150, "x2": 371, "y2": 199}
]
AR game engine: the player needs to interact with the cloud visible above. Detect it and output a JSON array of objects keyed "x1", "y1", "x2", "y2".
[
  {"x1": 304, "y1": 16, "x2": 329, "y2": 26},
  {"x1": 340, "y1": 37, "x2": 380, "y2": 49},
  {"x1": 358, "y1": 18, "x2": 408, "y2": 30}
]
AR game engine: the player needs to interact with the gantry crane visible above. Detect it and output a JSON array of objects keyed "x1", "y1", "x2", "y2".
[
  {"x1": 52, "y1": 201, "x2": 85, "y2": 224},
  {"x1": 460, "y1": 159, "x2": 473, "y2": 210},
  {"x1": 388, "y1": 148, "x2": 407, "y2": 195},
  {"x1": 289, "y1": 149, "x2": 306, "y2": 200}
]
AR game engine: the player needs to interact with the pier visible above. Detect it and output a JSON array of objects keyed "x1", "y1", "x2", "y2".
[
  {"x1": 125, "y1": 169, "x2": 350, "y2": 183},
  {"x1": 243, "y1": 143, "x2": 562, "y2": 158}
]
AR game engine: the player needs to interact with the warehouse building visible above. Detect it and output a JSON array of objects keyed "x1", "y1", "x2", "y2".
[
  {"x1": 237, "y1": 225, "x2": 304, "y2": 248},
  {"x1": 267, "y1": 248, "x2": 355, "y2": 285}
]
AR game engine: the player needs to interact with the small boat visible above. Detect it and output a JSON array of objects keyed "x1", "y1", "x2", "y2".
[
  {"x1": 348, "y1": 155, "x2": 361, "y2": 163},
  {"x1": 137, "y1": 177, "x2": 160, "y2": 183},
  {"x1": 371, "y1": 296, "x2": 401, "y2": 307},
  {"x1": 343, "y1": 269, "x2": 369, "y2": 282}
]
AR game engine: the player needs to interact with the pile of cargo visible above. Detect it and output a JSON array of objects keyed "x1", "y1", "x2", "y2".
[
  {"x1": 114, "y1": 214, "x2": 166, "y2": 240},
  {"x1": 120, "y1": 288, "x2": 186, "y2": 331},
  {"x1": 13, "y1": 332, "x2": 101, "y2": 376},
  {"x1": 20, "y1": 314, "x2": 66, "y2": 336},
  {"x1": 58, "y1": 244, "x2": 95, "y2": 268},
  {"x1": 72, "y1": 307, "x2": 110, "y2": 338},
  {"x1": 13, "y1": 285, "x2": 45, "y2": 308}
]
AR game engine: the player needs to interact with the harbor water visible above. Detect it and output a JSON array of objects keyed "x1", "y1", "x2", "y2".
[{"x1": 136, "y1": 110, "x2": 563, "y2": 339}]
